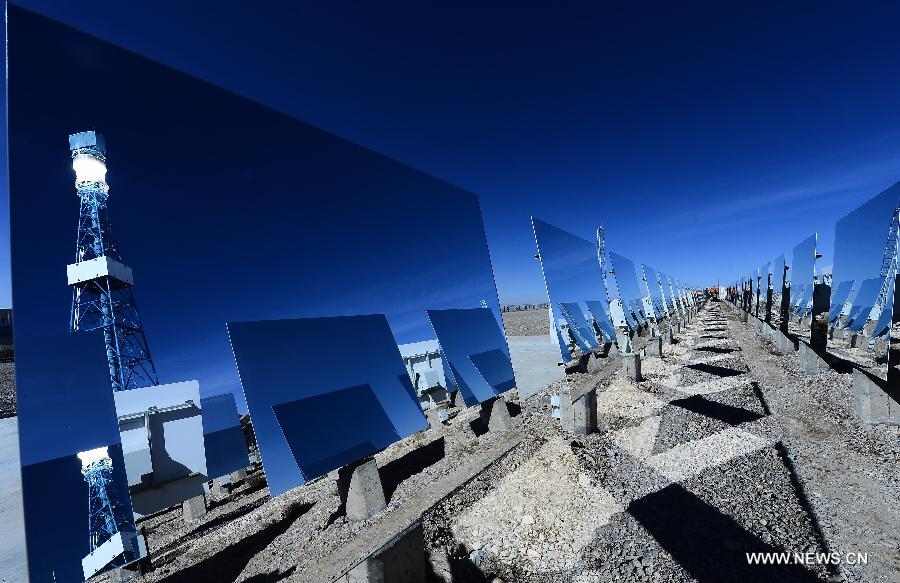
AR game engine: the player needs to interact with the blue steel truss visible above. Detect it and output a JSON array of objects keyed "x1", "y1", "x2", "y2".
[
  {"x1": 68, "y1": 132, "x2": 158, "y2": 391},
  {"x1": 81, "y1": 455, "x2": 131, "y2": 557}
]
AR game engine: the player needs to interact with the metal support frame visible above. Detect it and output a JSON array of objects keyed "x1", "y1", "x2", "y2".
[{"x1": 68, "y1": 131, "x2": 158, "y2": 392}]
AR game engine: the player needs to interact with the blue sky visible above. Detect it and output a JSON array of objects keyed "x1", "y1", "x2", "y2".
[{"x1": 5, "y1": 1, "x2": 900, "y2": 307}]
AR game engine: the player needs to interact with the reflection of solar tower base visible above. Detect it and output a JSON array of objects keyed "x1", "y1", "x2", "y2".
[
  {"x1": 337, "y1": 457, "x2": 387, "y2": 522},
  {"x1": 82, "y1": 531, "x2": 146, "y2": 581}
]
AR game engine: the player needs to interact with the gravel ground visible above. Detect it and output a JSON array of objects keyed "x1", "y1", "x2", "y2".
[
  {"x1": 111, "y1": 301, "x2": 898, "y2": 583},
  {"x1": 502, "y1": 308, "x2": 550, "y2": 336},
  {"x1": 0, "y1": 362, "x2": 16, "y2": 418}
]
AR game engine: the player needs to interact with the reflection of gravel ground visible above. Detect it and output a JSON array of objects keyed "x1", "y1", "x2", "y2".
[
  {"x1": 0, "y1": 362, "x2": 16, "y2": 418},
  {"x1": 502, "y1": 309, "x2": 550, "y2": 336}
]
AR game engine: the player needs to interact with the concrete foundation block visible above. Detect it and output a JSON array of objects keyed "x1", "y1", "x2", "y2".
[
  {"x1": 344, "y1": 458, "x2": 388, "y2": 522},
  {"x1": 210, "y1": 477, "x2": 231, "y2": 497},
  {"x1": 852, "y1": 369, "x2": 900, "y2": 425},
  {"x1": 624, "y1": 353, "x2": 642, "y2": 381},
  {"x1": 345, "y1": 522, "x2": 426, "y2": 583},
  {"x1": 106, "y1": 567, "x2": 141, "y2": 583},
  {"x1": 558, "y1": 385, "x2": 574, "y2": 433},
  {"x1": 849, "y1": 333, "x2": 860, "y2": 348},
  {"x1": 560, "y1": 386, "x2": 596, "y2": 436},
  {"x1": 645, "y1": 336, "x2": 662, "y2": 357},
  {"x1": 666, "y1": 330, "x2": 675, "y2": 345},
  {"x1": 586, "y1": 352, "x2": 602, "y2": 374},
  {"x1": 182, "y1": 494, "x2": 207, "y2": 525},
  {"x1": 798, "y1": 341, "x2": 829, "y2": 375},
  {"x1": 425, "y1": 408, "x2": 444, "y2": 429},
  {"x1": 775, "y1": 330, "x2": 796, "y2": 353},
  {"x1": 615, "y1": 330, "x2": 632, "y2": 354},
  {"x1": 485, "y1": 396, "x2": 512, "y2": 432}
]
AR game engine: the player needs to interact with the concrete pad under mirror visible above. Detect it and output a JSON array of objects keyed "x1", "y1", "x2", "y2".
[
  {"x1": 227, "y1": 315, "x2": 427, "y2": 496},
  {"x1": 427, "y1": 307, "x2": 515, "y2": 406}
]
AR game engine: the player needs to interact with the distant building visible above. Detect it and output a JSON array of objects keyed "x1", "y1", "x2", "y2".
[{"x1": 0, "y1": 309, "x2": 12, "y2": 354}]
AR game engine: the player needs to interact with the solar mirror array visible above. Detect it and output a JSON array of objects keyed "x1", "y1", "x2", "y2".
[
  {"x1": 6, "y1": 7, "x2": 516, "y2": 580},
  {"x1": 533, "y1": 217, "x2": 697, "y2": 363},
  {"x1": 726, "y1": 182, "x2": 899, "y2": 405}
]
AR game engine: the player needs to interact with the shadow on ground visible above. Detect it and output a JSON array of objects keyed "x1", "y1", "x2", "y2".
[
  {"x1": 687, "y1": 363, "x2": 745, "y2": 378},
  {"x1": 694, "y1": 346, "x2": 736, "y2": 355},
  {"x1": 629, "y1": 484, "x2": 819, "y2": 583},
  {"x1": 381, "y1": 437, "x2": 446, "y2": 502},
  {"x1": 157, "y1": 500, "x2": 313, "y2": 582},
  {"x1": 670, "y1": 395, "x2": 762, "y2": 426}
]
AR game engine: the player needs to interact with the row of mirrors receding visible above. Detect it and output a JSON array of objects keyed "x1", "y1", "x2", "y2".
[{"x1": 724, "y1": 183, "x2": 899, "y2": 411}]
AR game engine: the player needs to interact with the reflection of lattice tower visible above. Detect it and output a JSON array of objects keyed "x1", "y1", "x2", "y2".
[
  {"x1": 78, "y1": 447, "x2": 130, "y2": 553},
  {"x1": 67, "y1": 131, "x2": 158, "y2": 391}
]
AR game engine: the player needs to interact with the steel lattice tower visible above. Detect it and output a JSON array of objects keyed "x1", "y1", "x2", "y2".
[
  {"x1": 78, "y1": 448, "x2": 131, "y2": 554},
  {"x1": 67, "y1": 131, "x2": 159, "y2": 391}
]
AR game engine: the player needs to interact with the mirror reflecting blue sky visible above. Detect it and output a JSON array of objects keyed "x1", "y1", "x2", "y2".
[
  {"x1": 829, "y1": 183, "x2": 900, "y2": 326},
  {"x1": 7, "y1": 8, "x2": 500, "y2": 415},
  {"x1": 227, "y1": 315, "x2": 426, "y2": 496},
  {"x1": 201, "y1": 393, "x2": 249, "y2": 480},
  {"x1": 790, "y1": 234, "x2": 817, "y2": 314},
  {"x1": 15, "y1": 331, "x2": 136, "y2": 581},
  {"x1": 427, "y1": 308, "x2": 514, "y2": 406}
]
